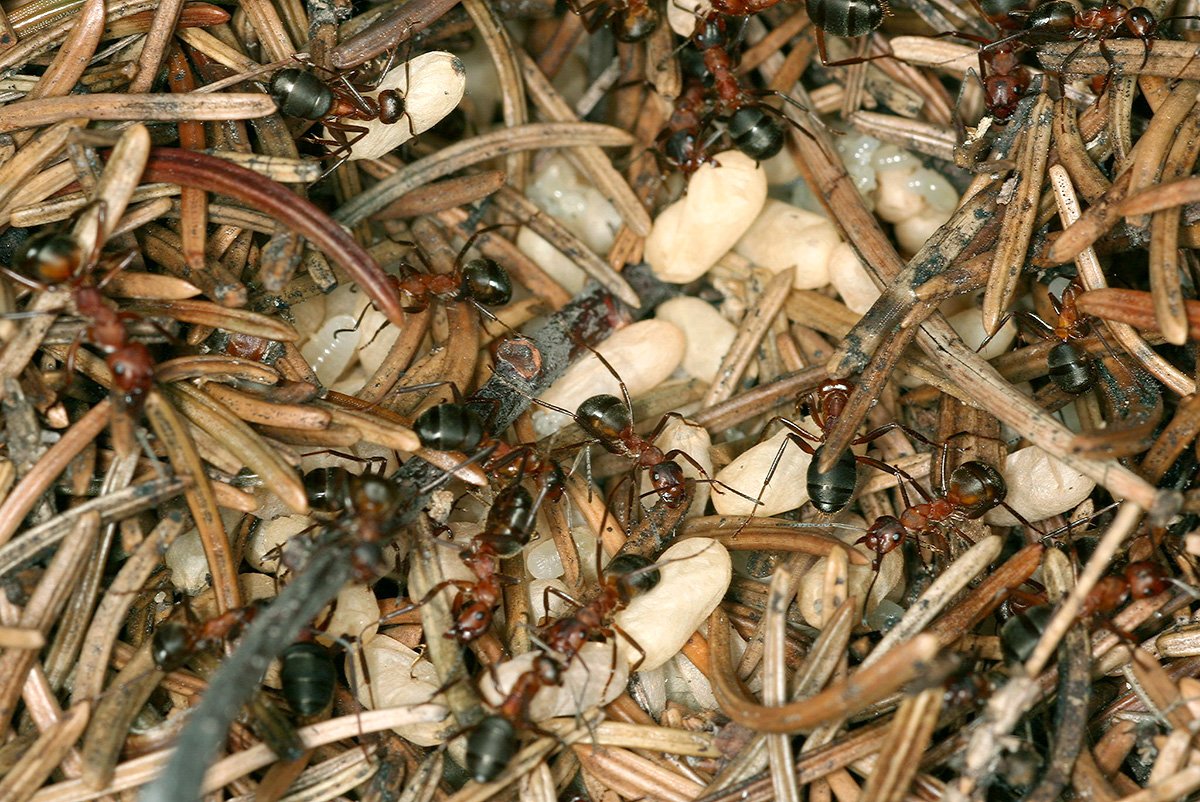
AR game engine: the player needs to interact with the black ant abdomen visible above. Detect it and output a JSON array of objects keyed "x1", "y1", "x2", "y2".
[
  {"x1": 807, "y1": 443, "x2": 859, "y2": 514},
  {"x1": 14, "y1": 230, "x2": 82, "y2": 285},
  {"x1": 461, "y1": 258, "x2": 513, "y2": 307},
  {"x1": 467, "y1": 715, "x2": 519, "y2": 783},
  {"x1": 577, "y1": 394, "x2": 633, "y2": 443},
  {"x1": 805, "y1": 0, "x2": 884, "y2": 40},
  {"x1": 1047, "y1": 341, "x2": 1095, "y2": 394},
  {"x1": 304, "y1": 466, "x2": 354, "y2": 513},
  {"x1": 606, "y1": 553, "x2": 661, "y2": 597},
  {"x1": 413, "y1": 402, "x2": 487, "y2": 452},
  {"x1": 151, "y1": 622, "x2": 191, "y2": 672},
  {"x1": 269, "y1": 68, "x2": 335, "y2": 119},
  {"x1": 481, "y1": 484, "x2": 538, "y2": 555},
  {"x1": 1023, "y1": 0, "x2": 1080, "y2": 42},
  {"x1": 949, "y1": 460, "x2": 1007, "y2": 519},
  {"x1": 726, "y1": 107, "x2": 786, "y2": 162},
  {"x1": 280, "y1": 641, "x2": 336, "y2": 717}
]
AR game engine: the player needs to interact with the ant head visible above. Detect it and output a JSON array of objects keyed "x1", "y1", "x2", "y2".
[
  {"x1": 1126, "y1": 6, "x2": 1156, "y2": 35},
  {"x1": 612, "y1": 4, "x2": 660, "y2": 42},
  {"x1": 269, "y1": 68, "x2": 334, "y2": 119},
  {"x1": 692, "y1": 15, "x2": 729, "y2": 49},
  {"x1": 16, "y1": 230, "x2": 83, "y2": 285},
  {"x1": 858, "y1": 515, "x2": 906, "y2": 554},
  {"x1": 605, "y1": 553, "x2": 661, "y2": 600},
  {"x1": 663, "y1": 129, "x2": 701, "y2": 168},
  {"x1": 577, "y1": 394, "x2": 632, "y2": 441},
  {"x1": 151, "y1": 621, "x2": 190, "y2": 672},
  {"x1": 414, "y1": 402, "x2": 487, "y2": 453},
  {"x1": 460, "y1": 258, "x2": 512, "y2": 307},
  {"x1": 650, "y1": 461, "x2": 689, "y2": 507},
  {"x1": 726, "y1": 107, "x2": 785, "y2": 162}
]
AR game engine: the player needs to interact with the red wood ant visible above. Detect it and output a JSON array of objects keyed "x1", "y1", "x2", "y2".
[
  {"x1": 948, "y1": 33, "x2": 1033, "y2": 121},
  {"x1": 1004, "y1": 276, "x2": 1097, "y2": 394},
  {"x1": 390, "y1": 226, "x2": 513, "y2": 315},
  {"x1": 151, "y1": 604, "x2": 263, "y2": 672},
  {"x1": 654, "y1": 81, "x2": 722, "y2": 177},
  {"x1": 566, "y1": 0, "x2": 660, "y2": 42},
  {"x1": 6, "y1": 213, "x2": 155, "y2": 422}
]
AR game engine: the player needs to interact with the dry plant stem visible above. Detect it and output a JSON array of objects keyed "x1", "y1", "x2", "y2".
[
  {"x1": 573, "y1": 745, "x2": 703, "y2": 802},
  {"x1": 201, "y1": 383, "x2": 330, "y2": 429},
  {"x1": 492, "y1": 185, "x2": 640, "y2": 308},
  {"x1": 128, "y1": 0, "x2": 184, "y2": 93},
  {"x1": 704, "y1": 269, "x2": 792, "y2": 408},
  {"x1": 463, "y1": 0, "x2": 528, "y2": 192},
  {"x1": 356, "y1": 309, "x2": 432, "y2": 403},
  {"x1": 374, "y1": 171, "x2": 507, "y2": 219},
  {"x1": 0, "y1": 293, "x2": 65, "y2": 398},
  {"x1": 678, "y1": 517, "x2": 868, "y2": 564},
  {"x1": 763, "y1": 564, "x2": 799, "y2": 802},
  {"x1": 1073, "y1": 288, "x2": 1200, "y2": 340},
  {"x1": 333, "y1": 122, "x2": 636, "y2": 225},
  {"x1": 142, "y1": 149, "x2": 406, "y2": 328},
  {"x1": 0, "y1": 701, "x2": 90, "y2": 802},
  {"x1": 983, "y1": 93, "x2": 1053, "y2": 334},
  {"x1": 857, "y1": 687, "x2": 941, "y2": 802},
  {"x1": 517, "y1": 50, "x2": 651, "y2": 237},
  {"x1": 330, "y1": 0, "x2": 461, "y2": 68},
  {"x1": 81, "y1": 644, "x2": 163, "y2": 791},
  {"x1": 709, "y1": 604, "x2": 940, "y2": 733},
  {"x1": 0, "y1": 397, "x2": 108, "y2": 547},
  {"x1": 0, "y1": 513, "x2": 98, "y2": 735},
  {"x1": 692, "y1": 366, "x2": 826, "y2": 432},
  {"x1": 72, "y1": 512, "x2": 186, "y2": 705},
  {"x1": 926, "y1": 542, "x2": 1044, "y2": 645},
  {"x1": 1037, "y1": 39, "x2": 1200, "y2": 79},
  {"x1": 0, "y1": 94, "x2": 275, "y2": 133},
  {"x1": 166, "y1": 46, "x2": 212, "y2": 288},
  {"x1": 143, "y1": 390, "x2": 242, "y2": 614},
  {"x1": 849, "y1": 111, "x2": 957, "y2": 163},
  {"x1": 1025, "y1": 501, "x2": 1142, "y2": 676},
  {"x1": 1055, "y1": 98, "x2": 1111, "y2": 205},
  {"x1": 1146, "y1": 101, "x2": 1200, "y2": 343},
  {"x1": 23, "y1": 0, "x2": 102, "y2": 105},
  {"x1": 1047, "y1": 165, "x2": 1194, "y2": 395},
  {"x1": 0, "y1": 120, "x2": 85, "y2": 210},
  {"x1": 1140, "y1": 394, "x2": 1200, "y2": 484}
]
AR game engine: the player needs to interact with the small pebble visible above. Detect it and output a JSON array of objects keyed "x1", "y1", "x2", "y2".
[
  {"x1": 734, "y1": 200, "x2": 840, "y2": 290},
  {"x1": 615, "y1": 538, "x2": 731, "y2": 671},
  {"x1": 985, "y1": 446, "x2": 1096, "y2": 525},
  {"x1": 351, "y1": 636, "x2": 447, "y2": 746},
  {"x1": 828, "y1": 242, "x2": 880, "y2": 315},
  {"x1": 532, "y1": 319, "x2": 685, "y2": 435},
  {"x1": 711, "y1": 428, "x2": 812, "y2": 517},
  {"x1": 655, "y1": 297, "x2": 737, "y2": 384},
  {"x1": 340, "y1": 52, "x2": 466, "y2": 161},
  {"x1": 645, "y1": 151, "x2": 767, "y2": 284},
  {"x1": 165, "y1": 529, "x2": 210, "y2": 595}
]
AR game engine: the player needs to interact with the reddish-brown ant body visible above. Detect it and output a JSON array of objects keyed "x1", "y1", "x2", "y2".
[
  {"x1": 566, "y1": 0, "x2": 660, "y2": 42},
  {"x1": 1079, "y1": 560, "x2": 1169, "y2": 619},
  {"x1": 152, "y1": 604, "x2": 263, "y2": 672}
]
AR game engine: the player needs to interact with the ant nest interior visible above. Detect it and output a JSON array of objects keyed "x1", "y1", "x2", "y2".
[{"x1": 2, "y1": 0, "x2": 1200, "y2": 799}]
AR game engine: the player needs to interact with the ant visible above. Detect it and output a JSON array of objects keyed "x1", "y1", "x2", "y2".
[
  {"x1": 151, "y1": 603, "x2": 263, "y2": 672},
  {"x1": 279, "y1": 637, "x2": 337, "y2": 718},
  {"x1": 653, "y1": 81, "x2": 722, "y2": 177},
  {"x1": 268, "y1": 54, "x2": 415, "y2": 162},
  {"x1": 6, "y1": 212, "x2": 155, "y2": 423},
  {"x1": 752, "y1": 378, "x2": 938, "y2": 515},
  {"x1": 566, "y1": 0, "x2": 660, "y2": 42},
  {"x1": 856, "y1": 451, "x2": 1035, "y2": 567},
  {"x1": 688, "y1": 15, "x2": 816, "y2": 162},
  {"x1": 389, "y1": 226, "x2": 514, "y2": 316},
  {"x1": 470, "y1": 553, "x2": 662, "y2": 781},
  {"x1": 947, "y1": 33, "x2": 1033, "y2": 122}
]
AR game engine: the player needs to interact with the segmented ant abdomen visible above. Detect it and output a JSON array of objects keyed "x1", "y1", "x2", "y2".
[
  {"x1": 280, "y1": 641, "x2": 336, "y2": 717},
  {"x1": 1047, "y1": 341, "x2": 1095, "y2": 394},
  {"x1": 611, "y1": 4, "x2": 659, "y2": 42},
  {"x1": 948, "y1": 461, "x2": 1007, "y2": 518},
  {"x1": 606, "y1": 553, "x2": 661, "y2": 598},
  {"x1": 269, "y1": 69, "x2": 334, "y2": 119},
  {"x1": 806, "y1": 0, "x2": 884, "y2": 39},
  {"x1": 577, "y1": 394, "x2": 633, "y2": 442},
  {"x1": 807, "y1": 444, "x2": 858, "y2": 514},
  {"x1": 1023, "y1": 0, "x2": 1079, "y2": 42},
  {"x1": 461, "y1": 258, "x2": 513, "y2": 306},
  {"x1": 151, "y1": 622, "x2": 192, "y2": 672},
  {"x1": 414, "y1": 402, "x2": 487, "y2": 452},
  {"x1": 727, "y1": 107, "x2": 785, "y2": 162},
  {"x1": 484, "y1": 484, "x2": 538, "y2": 552},
  {"x1": 999, "y1": 604, "x2": 1053, "y2": 662},
  {"x1": 15, "y1": 230, "x2": 82, "y2": 285},
  {"x1": 467, "y1": 716, "x2": 518, "y2": 783},
  {"x1": 303, "y1": 466, "x2": 353, "y2": 513},
  {"x1": 1125, "y1": 561, "x2": 1168, "y2": 598}
]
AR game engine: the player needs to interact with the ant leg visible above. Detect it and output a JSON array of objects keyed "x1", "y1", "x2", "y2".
[
  {"x1": 541, "y1": 585, "x2": 584, "y2": 626},
  {"x1": 0, "y1": 265, "x2": 51, "y2": 292},
  {"x1": 300, "y1": 449, "x2": 388, "y2": 474}
]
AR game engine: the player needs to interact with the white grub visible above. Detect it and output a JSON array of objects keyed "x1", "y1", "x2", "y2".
[
  {"x1": 895, "y1": 207, "x2": 951, "y2": 257},
  {"x1": 526, "y1": 540, "x2": 566, "y2": 581},
  {"x1": 480, "y1": 641, "x2": 629, "y2": 720},
  {"x1": 322, "y1": 584, "x2": 381, "y2": 645},
  {"x1": 873, "y1": 167, "x2": 927, "y2": 225},
  {"x1": 637, "y1": 417, "x2": 713, "y2": 518},
  {"x1": 351, "y1": 636, "x2": 448, "y2": 746},
  {"x1": 733, "y1": 199, "x2": 840, "y2": 290},
  {"x1": 525, "y1": 155, "x2": 623, "y2": 256},
  {"x1": 984, "y1": 446, "x2": 1096, "y2": 526},
  {"x1": 797, "y1": 522, "x2": 903, "y2": 630},
  {"x1": 828, "y1": 242, "x2": 881, "y2": 315},
  {"x1": 711, "y1": 428, "x2": 812, "y2": 517},
  {"x1": 528, "y1": 578, "x2": 574, "y2": 623},
  {"x1": 947, "y1": 304, "x2": 1017, "y2": 361},
  {"x1": 246, "y1": 513, "x2": 310, "y2": 573},
  {"x1": 300, "y1": 313, "x2": 359, "y2": 386},
  {"x1": 645, "y1": 151, "x2": 767, "y2": 284},
  {"x1": 165, "y1": 529, "x2": 210, "y2": 595},
  {"x1": 666, "y1": 0, "x2": 713, "y2": 36},
  {"x1": 655, "y1": 296, "x2": 738, "y2": 384},
  {"x1": 532, "y1": 319, "x2": 685, "y2": 435},
  {"x1": 339, "y1": 52, "x2": 467, "y2": 162},
  {"x1": 517, "y1": 227, "x2": 588, "y2": 294},
  {"x1": 615, "y1": 538, "x2": 732, "y2": 671}
]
